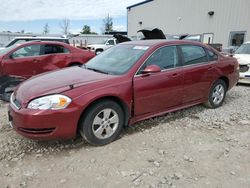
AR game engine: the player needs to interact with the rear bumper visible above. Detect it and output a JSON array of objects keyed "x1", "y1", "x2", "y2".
[{"x1": 8, "y1": 103, "x2": 81, "y2": 140}]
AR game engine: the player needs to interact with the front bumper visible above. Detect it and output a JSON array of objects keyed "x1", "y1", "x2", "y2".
[
  {"x1": 8, "y1": 102, "x2": 81, "y2": 140},
  {"x1": 238, "y1": 72, "x2": 250, "y2": 84}
]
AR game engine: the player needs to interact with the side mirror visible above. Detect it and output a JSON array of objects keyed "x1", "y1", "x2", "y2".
[
  {"x1": 9, "y1": 54, "x2": 14, "y2": 59},
  {"x1": 142, "y1": 65, "x2": 161, "y2": 75}
]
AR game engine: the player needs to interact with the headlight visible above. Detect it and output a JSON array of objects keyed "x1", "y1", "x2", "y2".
[{"x1": 27, "y1": 94, "x2": 71, "y2": 110}]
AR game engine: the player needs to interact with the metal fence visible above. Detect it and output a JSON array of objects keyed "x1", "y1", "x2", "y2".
[{"x1": 0, "y1": 32, "x2": 113, "y2": 47}]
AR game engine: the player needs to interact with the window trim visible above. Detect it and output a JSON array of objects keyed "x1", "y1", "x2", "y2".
[
  {"x1": 134, "y1": 44, "x2": 218, "y2": 78},
  {"x1": 178, "y1": 44, "x2": 209, "y2": 67}
]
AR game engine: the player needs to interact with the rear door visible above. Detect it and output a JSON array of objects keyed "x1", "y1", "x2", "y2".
[
  {"x1": 38, "y1": 44, "x2": 72, "y2": 73},
  {"x1": 133, "y1": 45, "x2": 183, "y2": 116},
  {"x1": 179, "y1": 45, "x2": 218, "y2": 104},
  {"x1": 2, "y1": 44, "x2": 42, "y2": 78}
]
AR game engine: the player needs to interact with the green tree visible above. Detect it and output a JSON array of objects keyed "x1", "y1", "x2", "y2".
[
  {"x1": 80, "y1": 25, "x2": 97, "y2": 35},
  {"x1": 81, "y1": 25, "x2": 91, "y2": 34},
  {"x1": 102, "y1": 14, "x2": 113, "y2": 34}
]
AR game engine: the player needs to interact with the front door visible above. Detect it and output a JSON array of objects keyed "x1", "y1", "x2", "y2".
[
  {"x1": 2, "y1": 44, "x2": 42, "y2": 78},
  {"x1": 133, "y1": 45, "x2": 183, "y2": 116}
]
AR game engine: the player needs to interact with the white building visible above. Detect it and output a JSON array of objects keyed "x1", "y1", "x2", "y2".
[{"x1": 127, "y1": 0, "x2": 250, "y2": 47}]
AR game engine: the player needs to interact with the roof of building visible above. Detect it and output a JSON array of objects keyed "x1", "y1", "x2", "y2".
[{"x1": 127, "y1": 0, "x2": 154, "y2": 10}]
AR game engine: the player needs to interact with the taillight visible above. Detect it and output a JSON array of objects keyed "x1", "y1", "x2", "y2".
[{"x1": 236, "y1": 61, "x2": 240, "y2": 71}]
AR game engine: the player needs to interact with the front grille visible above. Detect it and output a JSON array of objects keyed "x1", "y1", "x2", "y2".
[
  {"x1": 18, "y1": 127, "x2": 55, "y2": 135},
  {"x1": 240, "y1": 65, "x2": 249, "y2": 73},
  {"x1": 10, "y1": 93, "x2": 21, "y2": 110}
]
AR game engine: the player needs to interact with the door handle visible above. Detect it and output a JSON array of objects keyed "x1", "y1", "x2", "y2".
[
  {"x1": 172, "y1": 73, "x2": 179, "y2": 78},
  {"x1": 208, "y1": 67, "x2": 214, "y2": 71},
  {"x1": 33, "y1": 59, "x2": 39, "y2": 63}
]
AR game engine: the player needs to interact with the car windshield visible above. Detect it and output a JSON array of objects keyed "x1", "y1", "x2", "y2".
[
  {"x1": 0, "y1": 44, "x2": 17, "y2": 56},
  {"x1": 85, "y1": 44, "x2": 149, "y2": 75},
  {"x1": 235, "y1": 43, "x2": 250, "y2": 54}
]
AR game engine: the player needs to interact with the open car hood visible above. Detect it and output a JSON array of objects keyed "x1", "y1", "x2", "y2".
[
  {"x1": 113, "y1": 34, "x2": 131, "y2": 43},
  {"x1": 138, "y1": 28, "x2": 166, "y2": 40},
  {"x1": 113, "y1": 28, "x2": 166, "y2": 43}
]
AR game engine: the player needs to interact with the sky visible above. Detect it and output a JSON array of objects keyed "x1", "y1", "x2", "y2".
[{"x1": 0, "y1": 0, "x2": 143, "y2": 34}]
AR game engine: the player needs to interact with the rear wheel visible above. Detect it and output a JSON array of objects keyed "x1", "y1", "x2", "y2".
[
  {"x1": 205, "y1": 79, "x2": 227, "y2": 108},
  {"x1": 69, "y1": 63, "x2": 82, "y2": 67},
  {"x1": 79, "y1": 100, "x2": 124, "y2": 146}
]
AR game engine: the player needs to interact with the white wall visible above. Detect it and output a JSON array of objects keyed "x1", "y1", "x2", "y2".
[{"x1": 128, "y1": 0, "x2": 250, "y2": 47}]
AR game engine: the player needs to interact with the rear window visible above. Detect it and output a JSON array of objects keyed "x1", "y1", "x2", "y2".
[
  {"x1": 44, "y1": 44, "x2": 69, "y2": 54},
  {"x1": 180, "y1": 45, "x2": 207, "y2": 65}
]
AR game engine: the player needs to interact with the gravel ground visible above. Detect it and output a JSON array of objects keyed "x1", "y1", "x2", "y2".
[{"x1": 0, "y1": 85, "x2": 250, "y2": 188}]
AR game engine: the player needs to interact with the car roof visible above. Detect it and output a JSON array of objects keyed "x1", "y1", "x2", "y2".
[
  {"x1": 18, "y1": 40, "x2": 71, "y2": 46},
  {"x1": 120, "y1": 39, "x2": 208, "y2": 48},
  {"x1": 13, "y1": 36, "x2": 68, "y2": 40}
]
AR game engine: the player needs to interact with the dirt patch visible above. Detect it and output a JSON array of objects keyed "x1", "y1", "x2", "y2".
[{"x1": 0, "y1": 86, "x2": 250, "y2": 188}]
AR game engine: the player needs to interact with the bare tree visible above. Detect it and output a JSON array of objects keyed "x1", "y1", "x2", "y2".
[
  {"x1": 102, "y1": 14, "x2": 113, "y2": 34},
  {"x1": 60, "y1": 18, "x2": 70, "y2": 35},
  {"x1": 43, "y1": 23, "x2": 49, "y2": 35}
]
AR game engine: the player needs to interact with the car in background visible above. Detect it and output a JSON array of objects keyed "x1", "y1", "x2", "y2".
[
  {"x1": 9, "y1": 40, "x2": 239, "y2": 145},
  {"x1": 234, "y1": 41, "x2": 250, "y2": 84},
  {"x1": 87, "y1": 38, "x2": 119, "y2": 55},
  {"x1": 0, "y1": 36, "x2": 70, "y2": 51},
  {"x1": 182, "y1": 34, "x2": 222, "y2": 52},
  {"x1": 0, "y1": 41, "x2": 95, "y2": 101}
]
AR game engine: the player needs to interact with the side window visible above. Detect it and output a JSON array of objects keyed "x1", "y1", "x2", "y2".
[
  {"x1": 107, "y1": 40, "x2": 115, "y2": 45},
  {"x1": 137, "y1": 46, "x2": 179, "y2": 74},
  {"x1": 44, "y1": 45, "x2": 69, "y2": 54},
  {"x1": 181, "y1": 45, "x2": 207, "y2": 65},
  {"x1": 12, "y1": 45, "x2": 41, "y2": 58},
  {"x1": 207, "y1": 49, "x2": 218, "y2": 61}
]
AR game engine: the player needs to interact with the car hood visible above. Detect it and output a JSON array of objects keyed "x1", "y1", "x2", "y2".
[
  {"x1": 15, "y1": 67, "x2": 114, "y2": 105},
  {"x1": 234, "y1": 54, "x2": 250, "y2": 65}
]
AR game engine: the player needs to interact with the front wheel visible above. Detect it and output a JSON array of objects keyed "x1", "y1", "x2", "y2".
[
  {"x1": 79, "y1": 100, "x2": 124, "y2": 146},
  {"x1": 0, "y1": 80, "x2": 21, "y2": 102},
  {"x1": 95, "y1": 49, "x2": 103, "y2": 55},
  {"x1": 205, "y1": 79, "x2": 227, "y2": 108}
]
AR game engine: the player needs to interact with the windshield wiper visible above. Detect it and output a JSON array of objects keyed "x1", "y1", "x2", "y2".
[{"x1": 86, "y1": 67, "x2": 110, "y2": 75}]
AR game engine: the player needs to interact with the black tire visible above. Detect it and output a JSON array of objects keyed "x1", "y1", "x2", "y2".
[
  {"x1": 69, "y1": 63, "x2": 82, "y2": 67},
  {"x1": 79, "y1": 100, "x2": 124, "y2": 146},
  {"x1": 0, "y1": 80, "x2": 21, "y2": 102},
  {"x1": 204, "y1": 79, "x2": 227, "y2": 108},
  {"x1": 95, "y1": 49, "x2": 103, "y2": 55}
]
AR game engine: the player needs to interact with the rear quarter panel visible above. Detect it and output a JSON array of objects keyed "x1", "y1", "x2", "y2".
[
  {"x1": 71, "y1": 48, "x2": 95, "y2": 64},
  {"x1": 216, "y1": 55, "x2": 239, "y2": 90}
]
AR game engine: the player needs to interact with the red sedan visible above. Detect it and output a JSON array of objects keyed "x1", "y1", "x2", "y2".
[
  {"x1": 0, "y1": 41, "x2": 95, "y2": 101},
  {"x1": 8, "y1": 40, "x2": 239, "y2": 145}
]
